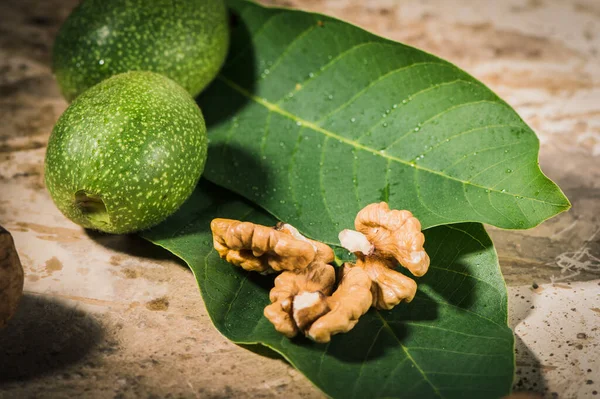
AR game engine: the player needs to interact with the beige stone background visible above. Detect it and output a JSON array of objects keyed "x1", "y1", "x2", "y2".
[{"x1": 0, "y1": 0, "x2": 599, "y2": 398}]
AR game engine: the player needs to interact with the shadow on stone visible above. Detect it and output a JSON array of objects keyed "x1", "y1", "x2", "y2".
[
  {"x1": 84, "y1": 231, "x2": 188, "y2": 270},
  {"x1": 509, "y1": 287, "x2": 549, "y2": 395},
  {"x1": 512, "y1": 333, "x2": 549, "y2": 395},
  {"x1": 0, "y1": 293, "x2": 104, "y2": 382}
]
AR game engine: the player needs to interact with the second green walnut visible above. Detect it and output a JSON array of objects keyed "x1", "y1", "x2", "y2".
[{"x1": 52, "y1": 0, "x2": 229, "y2": 101}]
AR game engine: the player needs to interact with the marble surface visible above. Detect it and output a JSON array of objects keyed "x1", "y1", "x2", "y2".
[{"x1": 0, "y1": 0, "x2": 598, "y2": 398}]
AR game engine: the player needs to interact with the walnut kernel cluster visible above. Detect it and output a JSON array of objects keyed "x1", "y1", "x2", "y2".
[{"x1": 210, "y1": 202, "x2": 430, "y2": 343}]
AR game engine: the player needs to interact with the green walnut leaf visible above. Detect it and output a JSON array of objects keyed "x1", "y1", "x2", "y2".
[
  {"x1": 142, "y1": 181, "x2": 514, "y2": 399},
  {"x1": 199, "y1": 0, "x2": 569, "y2": 245}
]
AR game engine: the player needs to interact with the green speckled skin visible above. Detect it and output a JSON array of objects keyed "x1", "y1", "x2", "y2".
[
  {"x1": 45, "y1": 71, "x2": 208, "y2": 234},
  {"x1": 52, "y1": 0, "x2": 229, "y2": 101}
]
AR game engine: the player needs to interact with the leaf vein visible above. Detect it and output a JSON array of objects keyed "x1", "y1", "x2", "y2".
[
  {"x1": 430, "y1": 264, "x2": 502, "y2": 298},
  {"x1": 406, "y1": 348, "x2": 510, "y2": 360},
  {"x1": 276, "y1": 41, "x2": 381, "y2": 103},
  {"x1": 375, "y1": 312, "x2": 444, "y2": 398},
  {"x1": 262, "y1": 23, "x2": 319, "y2": 81},
  {"x1": 351, "y1": 325, "x2": 386, "y2": 398},
  {"x1": 404, "y1": 321, "x2": 511, "y2": 342},
  {"x1": 355, "y1": 79, "x2": 476, "y2": 144},
  {"x1": 316, "y1": 61, "x2": 451, "y2": 125},
  {"x1": 383, "y1": 99, "x2": 503, "y2": 151}
]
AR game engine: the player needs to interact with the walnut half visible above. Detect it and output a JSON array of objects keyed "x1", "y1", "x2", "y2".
[
  {"x1": 263, "y1": 262, "x2": 372, "y2": 343},
  {"x1": 263, "y1": 261, "x2": 336, "y2": 338},
  {"x1": 339, "y1": 202, "x2": 430, "y2": 310},
  {"x1": 210, "y1": 219, "x2": 333, "y2": 273},
  {"x1": 354, "y1": 202, "x2": 430, "y2": 276}
]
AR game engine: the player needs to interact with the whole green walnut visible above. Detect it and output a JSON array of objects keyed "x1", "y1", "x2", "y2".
[
  {"x1": 52, "y1": 0, "x2": 229, "y2": 101},
  {"x1": 44, "y1": 71, "x2": 207, "y2": 234}
]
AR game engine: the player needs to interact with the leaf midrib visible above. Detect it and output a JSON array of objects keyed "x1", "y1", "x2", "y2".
[
  {"x1": 216, "y1": 75, "x2": 562, "y2": 206},
  {"x1": 376, "y1": 312, "x2": 443, "y2": 399}
]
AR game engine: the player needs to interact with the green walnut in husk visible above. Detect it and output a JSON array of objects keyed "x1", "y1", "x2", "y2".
[
  {"x1": 52, "y1": 0, "x2": 229, "y2": 101},
  {"x1": 44, "y1": 71, "x2": 208, "y2": 234}
]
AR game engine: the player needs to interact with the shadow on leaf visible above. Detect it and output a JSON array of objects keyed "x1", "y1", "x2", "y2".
[
  {"x1": 271, "y1": 289, "x2": 439, "y2": 364},
  {"x1": 206, "y1": 142, "x2": 271, "y2": 199},
  {"x1": 421, "y1": 258, "x2": 478, "y2": 310},
  {"x1": 239, "y1": 343, "x2": 286, "y2": 362},
  {"x1": 420, "y1": 224, "x2": 494, "y2": 311},
  {"x1": 197, "y1": 8, "x2": 257, "y2": 129}
]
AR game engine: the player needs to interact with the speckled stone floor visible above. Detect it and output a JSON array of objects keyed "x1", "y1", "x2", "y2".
[{"x1": 0, "y1": 0, "x2": 598, "y2": 398}]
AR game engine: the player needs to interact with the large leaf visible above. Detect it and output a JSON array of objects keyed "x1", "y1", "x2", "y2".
[
  {"x1": 142, "y1": 181, "x2": 514, "y2": 399},
  {"x1": 199, "y1": 0, "x2": 569, "y2": 245}
]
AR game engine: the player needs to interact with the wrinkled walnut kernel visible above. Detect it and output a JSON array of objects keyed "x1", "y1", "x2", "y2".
[
  {"x1": 264, "y1": 262, "x2": 373, "y2": 343},
  {"x1": 307, "y1": 264, "x2": 373, "y2": 343},
  {"x1": 264, "y1": 261, "x2": 336, "y2": 337},
  {"x1": 355, "y1": 202, "x2": 429, "y2": 276},
  {"x1": 275, "y1": 222, "x2": 334, "y2": 264},
  {"x1": 339, "y1": 202, "x2": 430, "y2": 310},
  {"x1": 211, "y1": 218, "x2": 329, "y2": 273},
  {"x1": 356, "y1": 256, "x2": 417, "y2": 310}
]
